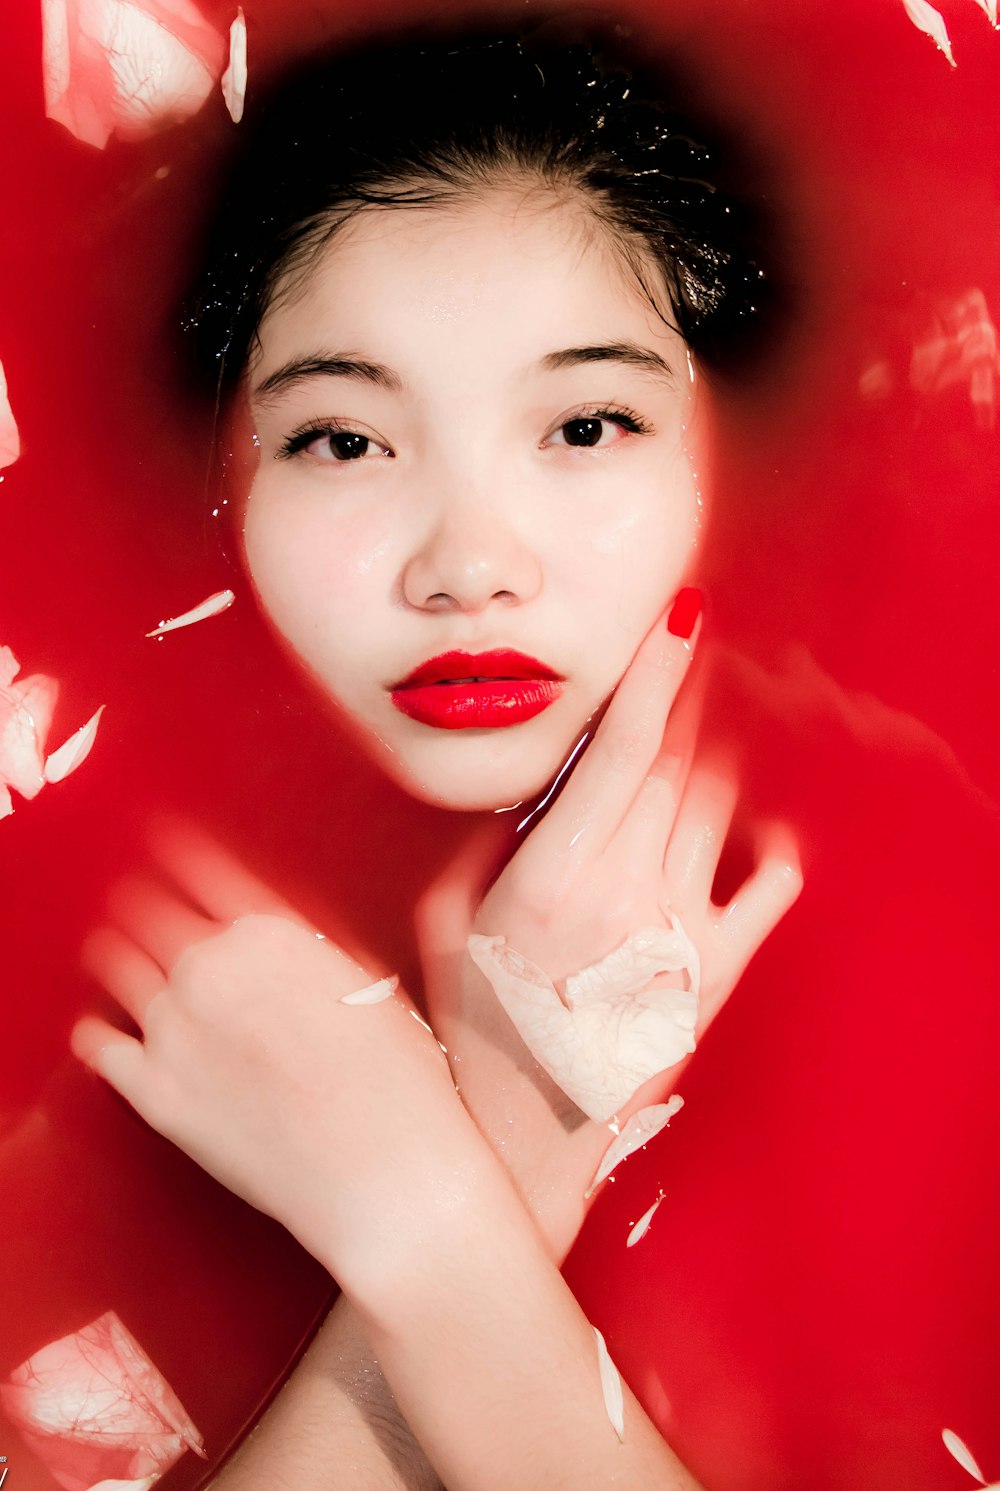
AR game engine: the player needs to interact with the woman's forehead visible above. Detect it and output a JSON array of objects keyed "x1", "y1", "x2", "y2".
[{"x1": 252, "y1": 189, "x2": 684, "y2": 384}]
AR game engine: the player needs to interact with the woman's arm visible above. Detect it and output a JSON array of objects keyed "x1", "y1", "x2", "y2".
[{"x1": 207, "y1": 1294, "x2": 441, "y2": 1491}]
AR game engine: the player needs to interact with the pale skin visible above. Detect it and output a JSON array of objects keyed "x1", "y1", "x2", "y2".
[{"x1": 72, "y1": 187, "x2": 802, "y2": 1489}]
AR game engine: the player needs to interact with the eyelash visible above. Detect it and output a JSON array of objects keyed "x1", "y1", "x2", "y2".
[{"x1": 275, "y1": 404, "x2": 654, "y2": 461}]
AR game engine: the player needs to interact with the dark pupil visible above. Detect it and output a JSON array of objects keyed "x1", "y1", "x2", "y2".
[
  {"x1": 563, "y1": 418, "x2": 604, "y2": 448},
  {"x1": 330, "y1": 432, "x2": 370, "y2": 461}
]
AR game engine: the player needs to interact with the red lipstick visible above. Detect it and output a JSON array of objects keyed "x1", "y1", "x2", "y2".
[{"x1": 390, "y1": 649, "x2": 564, "y2": 730}]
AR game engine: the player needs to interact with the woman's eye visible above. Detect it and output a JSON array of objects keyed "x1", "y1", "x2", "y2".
[
  {"x1": 545, "y1": 411, "x2": 648, "y2": 449},
  {"x1": 279, "y1": 426, "x2": 394, "y2": 463}
]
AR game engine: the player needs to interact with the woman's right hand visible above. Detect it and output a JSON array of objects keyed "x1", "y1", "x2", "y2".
[{"x1": 417, "y1": 603, "x2": 803, "y2": 1256}]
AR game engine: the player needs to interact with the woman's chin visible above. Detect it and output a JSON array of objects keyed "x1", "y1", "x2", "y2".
[{"x1": 360, "y1": 721, "x2": 587, "y2": 815}]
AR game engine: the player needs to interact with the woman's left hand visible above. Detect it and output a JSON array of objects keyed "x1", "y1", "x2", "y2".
[
  {"x1": 417, "y1": 610, "x2": 804, "y2": 1256},
  {"x1": 72, "y1": 829, "x2": 471, "y2": 1290}
]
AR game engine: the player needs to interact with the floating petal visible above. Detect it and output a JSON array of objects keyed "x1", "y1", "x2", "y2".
[
  {"x1": 340, "y1": 974, "x2": 399, "y2": 1005},
  {"x1": 146, "y1": 588, "x2": 235, "y2": 638},
  {"x1": 942, "y1": 1429, "x2": 987, "y2": 1483},
  {"x1": 90, "y1": 1480, "x2": 158, "y2": 1491},
  {"x1": 468, "y1": 927, "x2": 698, "y2": 1122},
  {"x1": 587, "y1": 1096, "x2": 683, "y2": 1195},
  {"x1": 0, "y1": 673, "x2": 59, "y2": 799},
  {"x1": 901, "y1": 0, "x2": 956, "y2": 64},
  {"x1": 970, "y1": 0, "x2": 998, "y2": 25},
  {"x1": 593, "y1": 1327, "x2": 625, "y2": 1442},
  {"x1": 0, "y1": 1310, "x2": 205, "y2": 1489},
  {"x1": 45, "y1": 704, "x2": 105, "y2": 784},
  {"x1": 43, "y1": 0, "x2": 226, "y2": 149},
  {"x1": 626, "y1": 1192, "x2": 665, "y2": 1247},
  {"x1": 221, "y1": 8, "x2": 247, "y2": 122},
  {"x1": 0, "y1": 784, "x2": 13, "y2": 820},
  {"x1": 0, "y1": 357, "x2": 20, "y2": 470}
]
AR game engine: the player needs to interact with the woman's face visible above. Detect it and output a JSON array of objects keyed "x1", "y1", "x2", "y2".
[{"x1": 241, "y1": 188, "x2": 707, "y2": 810}]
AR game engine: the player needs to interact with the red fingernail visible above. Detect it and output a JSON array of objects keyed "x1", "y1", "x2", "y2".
[{"x1": 667, "y1": 587, "x2": 702, "y2": 640}]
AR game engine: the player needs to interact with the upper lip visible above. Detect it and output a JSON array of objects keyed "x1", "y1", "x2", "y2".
[{"x1": 391, "y1": 649, "x2": 563, "y2": 689}]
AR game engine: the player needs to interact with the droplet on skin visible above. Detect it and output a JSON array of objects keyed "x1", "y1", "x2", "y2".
[
  {"x1": 586, "y1": 1096, "x2": 683, "y2": 1196},
  {"x1": 593, "y1": 1327, "x2": 625, "y2": 1442},
  {"x1": 45, "y1": 704, "x2": 105, "y2": 784},
  {"x1": 221, "y1": 8, "x2": 247, "y2": 122},
  {"x1": 0, "y1": 357, "x2": 20, "y2": 470},
  {"x1": 942, "y1": 1428, "x2": 987, "y2": 1483},
  {"x1": 145, "y1": 588, "x2": 235, "y2": 638},
  {"x1": 626, "y1": 1192, "x2": 665, "y2": 1248},
  {"x1": 901, "y1": 0, "x2": 956, "y2": 65},
  {"x1": 340, "y1": 975, "x2": 399, "y2": 1006}
]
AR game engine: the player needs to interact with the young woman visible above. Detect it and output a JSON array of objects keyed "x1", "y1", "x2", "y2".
[{"x1": 70, "y1": 31, "x2": 802, "y2": 1489}]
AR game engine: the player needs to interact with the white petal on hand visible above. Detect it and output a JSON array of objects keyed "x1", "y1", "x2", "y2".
[
  {"x1": 593, "y1": 1327, "x2": 625, "y2": 1442},
  {"x1": 221, "y1": 7, "x2": 247, "y2": 122},
  {"x1": 467, "y1": 928, "x2": 698, "y2": 1122},
  {"x1": 565, "y1": 919, "x2": 700, "y2": 1008},
  {"x1": 0, "y1": 357, "x2": 21, "y2": 470},
  {"x1": 340, "y1": 975, "x2": 399, "y2": 1005},
  {"x1": 145, "y1": 588, "x2": 235, "y2": 637},
  {"x1": 942, "y1": 1428, "x2": 987, "y2": 1483},
  {"x1": 626, "y1": 1192, "x2": 665, "y2": 1248},
  {"x1": 45, "y1": 704, "x2": 105, "y2": 783},
  {"x1": 587, "y1": 1096, "x2": 684, "y2": 1194},
  {"x1": 901, "y1": 0, "x2": 956, "y2": 64}
]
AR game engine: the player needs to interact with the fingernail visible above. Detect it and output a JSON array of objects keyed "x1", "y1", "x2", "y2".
[{"x1": 667, "y1": 587, "x2": 702, "y2": 640}]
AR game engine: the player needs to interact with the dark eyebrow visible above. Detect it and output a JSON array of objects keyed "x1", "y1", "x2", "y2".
[
  {"x1": 539, "y1": 342, "x2": 676, "y2": 382},
  {"x1": 252, "y1": 354, "x2": 403, "y2": 403}
]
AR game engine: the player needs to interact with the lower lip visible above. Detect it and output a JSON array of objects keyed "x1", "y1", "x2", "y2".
[{"x1": 390, "y1": 679, "x2": 564, "y2": 729}]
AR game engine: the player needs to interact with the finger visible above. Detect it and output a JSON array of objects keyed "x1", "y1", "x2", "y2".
[
  {"x1": 661, "y1": 763, "x2": 739, "y2": 911},
  {"x1": 107, "y1": 874, "x2": 216, "y2": 974},
  {"x1": 70, "y1": 1013, "x2": 146, "y2": 1100},
  {"x1": 610, "y1": 666, "x2": 707, "y2": 878},
  {"x1": 711, "y1": 824, "x2": 803, "y2": 993},
  {"x1": 147, "y1": 817, "x2": 303, "y2": 927},
  {"x1": 80, "y1": 925, "x2": 165, "y2": 1025},
  {"x1": 527, "y1": 600, "x2": 701, "y2": 866}
]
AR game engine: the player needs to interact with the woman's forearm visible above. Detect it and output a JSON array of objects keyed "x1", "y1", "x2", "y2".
[
  {"x1": 343, "y1": 1160, "x2": 703, "y2": 1491},
  {"x1": 207, "y1": 1293, "x2": 442, "y2": 1491}
]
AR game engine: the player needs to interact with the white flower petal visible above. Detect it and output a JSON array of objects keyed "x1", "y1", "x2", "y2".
[
  {"x1": 221, "y1": 8, "x2": 247, "y2": 122},
  {"x1": 43, "y1": 0, "x2": 226, "y2": 148},
  {"x1": 0, "y1": 783, "x2": 13, "y2": 820},
  {"x1": 44, "y1": 704, "x2": 105, "y2": 784},
  {"x1": 0, "y1": 674, "x2": 59, "y2": 798},
  {"x1": 587, "y1": 1096, "x2": 683, "y2": 1195},
  {"x1": 0, "y1": 357, "x2": 21, "y2": 471},
  {"x1": 89, "y1": 1479, "x2": 159, "y2": 1491},
  {"x1": 145, "y1": 587, "x2": 235, "y2": 637},
  {"x1": 340, "y1": 975, "x2": 399, "y2": 1005},
  {"x1": 565, "y1": 921, "x2": 700, "y2": 1008},
  {"x1": 468, "y1": 930, "x2": 698, "y2": 1122},
  {"x1": 0, "y1": 647, "x2": 19, "y2": 689},
  {"x1": 0, "y1": 1310, "x2": 205, "y2": 1483},
  {"x1": 593, "y1": 1327, "x2": 625, "y2": 1442},
  {"x1": 942, "y1": 1428, "x2": 987, "y2": 1483},
  {"x1": 970, "y1": 0, "x2": 998, "y2": 25},
  {"x1": 626, "y1": 1192, "x2": 665, "y2": 1248},
  {"x1": 902, "y1": 0, "x2": 956, "y2": 65}
]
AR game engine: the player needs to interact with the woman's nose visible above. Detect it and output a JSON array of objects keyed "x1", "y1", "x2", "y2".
[{"x1": 400, "y1": 499, "x2": 543, "y2": 614}]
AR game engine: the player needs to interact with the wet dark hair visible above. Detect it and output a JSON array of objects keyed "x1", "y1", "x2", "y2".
[{"x1": 187, "y1": 28, "x2": 779, "y2": 396}]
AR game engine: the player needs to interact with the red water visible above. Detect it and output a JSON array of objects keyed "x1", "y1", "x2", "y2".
[{"x1": 1, "y1": 1, "x2": 998, "y2": 1487}]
